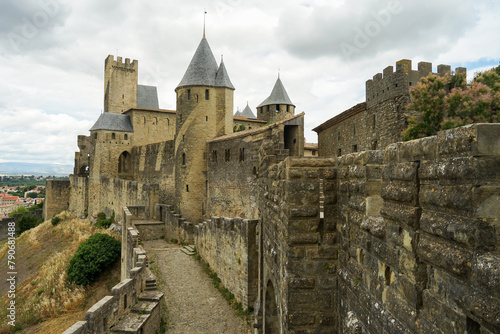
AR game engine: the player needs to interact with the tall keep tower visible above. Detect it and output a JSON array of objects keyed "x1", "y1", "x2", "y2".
[
  {"x1": 256, "y1": 76, "x2": 295, "y2": 123},
  {"x1": 174, "y1": 36, "x2": 235, "y2": 222},
  {"x1": 104, "y1": 55, "x2": 138, "y2": 114}
]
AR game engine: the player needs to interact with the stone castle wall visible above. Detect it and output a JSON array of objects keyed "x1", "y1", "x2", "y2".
[
  {"x1": 196, "y1": 217, "x2": 259, "y2": 309},
  {"x1": 44, "y1": 180, "x2": 71, "y2": 220},
  {"x1": 63, "y1": 206, "x2": 163, "y2": 334},
  {"x1": 338, "y1": 124, "x2": 500, "y2": 334},
  {"x1": 257, "y1": 157, "x2": 338, "y2": 333},
  {"x1": 126, "y1": 109, "x2": 176, "y2": 147},
  {"x1": 207, "y1": 136, "x2": 260, "y2": 219}
]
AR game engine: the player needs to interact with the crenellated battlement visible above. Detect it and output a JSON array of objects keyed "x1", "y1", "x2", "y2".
[
  {"x1": 366, "y1": 59, "x2": 466, "y2": 108},
  {"x1": 105, "y1": 54, "x2": 138, "y2": 71}
]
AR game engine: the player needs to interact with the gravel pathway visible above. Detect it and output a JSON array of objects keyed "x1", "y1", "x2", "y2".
[{"x1": 144, "y1": 240, "x2": 252, "y2": 334}]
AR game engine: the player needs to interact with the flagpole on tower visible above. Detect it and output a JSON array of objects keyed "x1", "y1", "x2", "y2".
[{"x1": 203, "y1": 9, "x2": 207, "y2": 38}]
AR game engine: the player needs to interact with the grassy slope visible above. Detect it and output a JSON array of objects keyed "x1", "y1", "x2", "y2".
[{"x1": 0, "y1": 212, "x2": 121, "y2": 334}]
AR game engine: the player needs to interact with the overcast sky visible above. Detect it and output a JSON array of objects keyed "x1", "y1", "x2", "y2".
[{"x1": 1, "y1": 0, "x2": 499, "y2": 165}]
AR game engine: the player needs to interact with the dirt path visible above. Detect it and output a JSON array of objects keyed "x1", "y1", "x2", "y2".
[{"x1": 143, "y1": 240, "x2": 252, "y2": 334}]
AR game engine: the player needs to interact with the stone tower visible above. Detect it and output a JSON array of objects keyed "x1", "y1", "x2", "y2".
[
  {"x1": 256, "y1": 76, "x2": 295, "y2": 123},
  {"x1": 104, "y1": 55, "x2": 138, "y2": 114},
  {"x1": 174, "y1": 36, "x2": 235, "y2": 222}
]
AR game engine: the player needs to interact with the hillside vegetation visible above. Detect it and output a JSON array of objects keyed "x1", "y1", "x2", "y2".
[{"x1": 0, "y1": 212, "x2": 121, "y2": 334}]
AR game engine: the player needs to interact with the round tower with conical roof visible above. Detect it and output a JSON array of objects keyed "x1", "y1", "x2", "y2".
[
  {"x1": 174, "y1": 36, "x2": 235, "y2": 222},
  {"x1": 256, "y1": 76, "x2": 295, "y2": 123}
]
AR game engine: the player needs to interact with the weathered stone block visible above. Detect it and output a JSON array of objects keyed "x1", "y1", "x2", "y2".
[
  {"x1": 383, "y1": 162, "x2": 419, "y2": 182},
  {"x1": 289, "y1": 313, "x2": 316, "y2": 326},
  {"x1": 381, "y1": 181, "x2": 417, "y2": 204},
  {"x1": 472, "y1": 254, "x2": 500, "y2": 297},
  {"x1": 289, "y1": 277, "x2": 316, "y2": 289},
  {"x1": 360, "y1": 216, "x2": 386, "y2": 238},
  {"x1": 417, "y1": 233, "x2": 471, "y2": 276},
  {"x1": 380, "y1": 201, "x2": 421, "y2": 229},
  {"x1": 420, "y1": 210, "x2": 496, "y2": 249}
]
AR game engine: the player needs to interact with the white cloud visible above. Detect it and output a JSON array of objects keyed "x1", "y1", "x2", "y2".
[
  {"x1": 0, "y1": 0, "x2": 498, "y2": 163},
  {"x1": 0, "y1": 108, "x2": 93, "y2": 164}
]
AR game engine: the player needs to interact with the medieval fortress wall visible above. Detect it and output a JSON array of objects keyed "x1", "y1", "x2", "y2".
[{"x1": 45, "y1": 44, "x2": 500, "y2": 333}]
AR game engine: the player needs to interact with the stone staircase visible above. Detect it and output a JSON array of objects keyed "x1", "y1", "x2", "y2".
[{"x1": 181, "y1": 244, "x2": 195, "y2": 256}]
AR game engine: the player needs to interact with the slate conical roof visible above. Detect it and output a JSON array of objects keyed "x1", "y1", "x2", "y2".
[
  {"x1": 240, "y1": 103, "x2": 256, "y2": 119},
  {"x1": 234, "y1": 109, "x2": 242, "y2": 117},
  {"x1": 257, "y1": 77, "x2": 295, "y2": 108},
  {"x1": 177, "y1": 37, "x2": 234, "y2": 90},
  {"x1": 215, "y1": 60, "x2": 235, "y2": 89}
]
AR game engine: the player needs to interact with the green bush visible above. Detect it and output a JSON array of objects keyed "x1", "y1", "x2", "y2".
[
  {"x1": 96, "y1": 212, "x2": 106, "y2": 221},
  {"x1": 96, "y1": 211, "x2": 115, "y2": 229},
  {"x1": 66, "y1": 233, "x2": 121, "y2": 286},
  {"x1": 17, "y1": 214, "x2": 42, "y2": 235},
  {"x1": 51, "y1": 216, "x2": 61, "y2": 226}
]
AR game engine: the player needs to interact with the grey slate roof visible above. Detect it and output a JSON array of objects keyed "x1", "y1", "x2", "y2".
[
  {"x1": 137, "y1": 85, "x2": 160, "y2": 109},
  {"x1": 90, "y1": 113, "x2": 134, "y2": 132},
  {"x1": 234, "y1": 109, "x2": 242, "y2": 117},
  {"x1": 257, "y1": 77, "x2": 295, "y2": 108},
  {"x1": 177, "y1": 38, "x2": 234, "y2": 89},
  {"x1": 240, "y1": 103, "x2": 256, "y2": 119},
  {"x1": 215, "y1": 61, "x2": 235, "y2": 89}
]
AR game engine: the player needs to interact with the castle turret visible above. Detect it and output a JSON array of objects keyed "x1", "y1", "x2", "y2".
[
  {"x1": 174, "y1": 36, "x2": 235, "y2": 222},
  {"x1": 257, "y1": 76, "x2": 295, "y2": 123},
  {"x1": 104, "y1": 55, "x2": 139, "y2": 114}
]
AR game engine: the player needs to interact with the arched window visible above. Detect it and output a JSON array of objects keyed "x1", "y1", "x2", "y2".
[
  {"x1": 166, "y1": 118, "x2": 170, "y2": 126},
  {"x1": 153, "y1": 117, "x2": 158, "y2": 125},
  {"x1": 111, "y1": 133, "x2": 116, "y2": 140},
  {"x1": 265, "y1": 280, "x2": 279, "y2": 334},
  {"x1": 182, "y1": 153, "x2": 186, "y2": 165},
  {"x1": 124, "y1": 134, "x2": 128, "y2": 140},
  {"x1": 205, "y1": 89, "x2": 209, "y2": 100},
  {"x1": 118, "y1": 151, "x2": 132, "y2": 178}
]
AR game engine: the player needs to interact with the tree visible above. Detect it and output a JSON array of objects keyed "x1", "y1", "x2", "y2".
[
  {"x1": 403, "y1": 65, "x2": 500, "y2": 141},
  {"x1": 26, "y1": 192, "x2": 38, "y2": 198}
]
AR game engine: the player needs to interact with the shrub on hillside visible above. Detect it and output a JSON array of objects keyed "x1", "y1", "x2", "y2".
[
  {"x1": 51, "y1": 216, "x2": 61, "y2": 226},
  {"x1": 17, "y1": 214, "x2": 43, "y2": 235},
  {"x1": 96, "y1": 211, "x2": 115, "y2": 229},
  {"x1": 66, "y1": 233, "x2": 121, "y2": 286}
]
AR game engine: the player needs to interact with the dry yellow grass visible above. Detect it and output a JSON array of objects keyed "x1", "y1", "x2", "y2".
[{"x1": 0, "y1": 212, "x2": 121, "y2": 333}]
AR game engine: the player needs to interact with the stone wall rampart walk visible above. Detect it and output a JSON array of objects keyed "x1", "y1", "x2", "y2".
[{"x1": 143, "y1": 239, "x2": 252, "y2": 334}]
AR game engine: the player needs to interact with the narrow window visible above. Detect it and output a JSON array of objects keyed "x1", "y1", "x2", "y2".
[
  {"x1": 124, "y1": 134, "x2": 128, "y2": 140},
  {"x1": 353, "y1": 145, "x2": 358, "y2": 153},
  {"x1": 187, "y1": 89, "x2": 191, "y2": 100},
  {"x1": 206, "y1": 116, "x2": 208, "y2": 121},
  {"x1": 286, "y1": 105, "x2": 290, "y2": 112},
  {"x1": 372, "y1": 140, "x2": 378, "y2": 150},
  {"x1": 180, "y1": 114, "x2": 183, "y2": 122},
  {"x1": 182, "y1": 153, "x2": 186, "y2": 165},
  {"x1": 166, "y1": 118, "x2": 170, "y2": 126},
  {"x1": 111, "y1": 133, "x2": 116, "y2": 139},
  {"x1": 337, "y1": 149, "x2": 342, "y2": 157},
  {"x1": 276, "y1": 104, "x2": 280, "y2": 112},
  {"x1": 213, "y1": 150, "x2": 217, "y2": 163},
  {"x1": 94, "y1": 133, "x2": 98, "y2": 139},
  {"x1": 143, "y1": 116, "x2": 146, "y2": 124},
  {"x1": 205, "y1": 89, "x2": 209, "y2": 100},
  {"x1": 225, "y1": 149, "x2": 231, "y2": 162},
  {"x1": 384, "y1": 266, "x2": 391, "y2": 285},
  {"x1": 186, "y1": 184, "x2": 189, "y2": 192},
  {"x1": 353, "y1": 126, "x2": 356, "y2": 135},
  {"x1": 409, "y1": 82, "x2": 412, "y2": 86},
  {"x1": 239, "y1": 148, "x2": 245, "y2": 162}
]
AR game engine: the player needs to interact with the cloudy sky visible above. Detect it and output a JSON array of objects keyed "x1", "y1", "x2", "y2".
[{"x1": 1, "y1": 0, "x2": 499, "y2": 166}]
